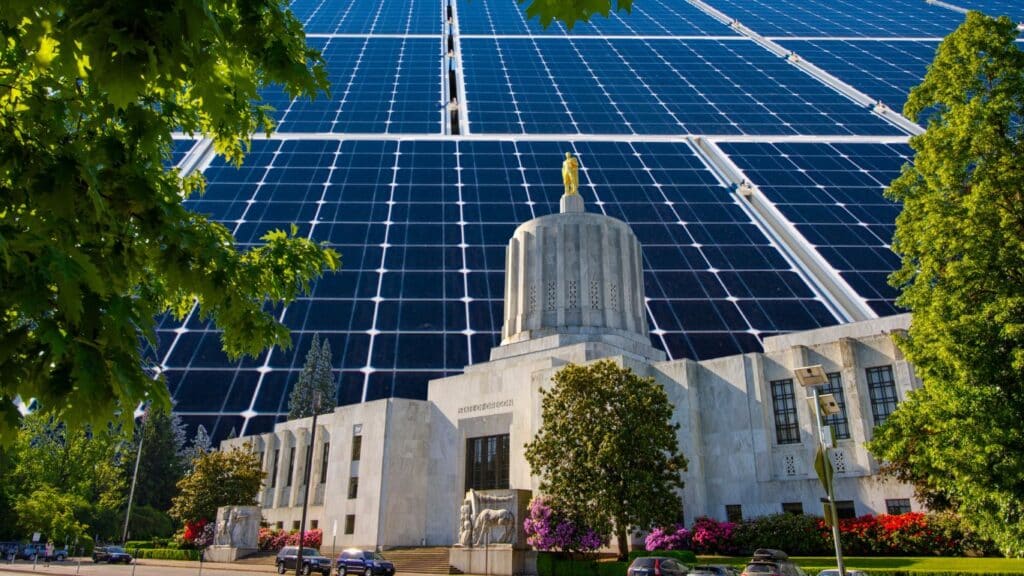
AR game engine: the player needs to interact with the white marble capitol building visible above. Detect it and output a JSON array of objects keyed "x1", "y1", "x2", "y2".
[{"x1": 222, "y1": 184, "x2": 922, "y2": 550}]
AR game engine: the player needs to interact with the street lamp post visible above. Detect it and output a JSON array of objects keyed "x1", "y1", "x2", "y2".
[
  {"x1": 794, "y1": 365, "x2": 846, "y2": 576},
  {"x1": 295, "y1": 391, "x2": 321, "y2": 576},
  {"x1": 122, "y1": 407, "x2": 147, "y2": 544}
]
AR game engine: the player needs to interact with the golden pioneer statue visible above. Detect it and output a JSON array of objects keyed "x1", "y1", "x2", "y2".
[{"x1": 562, "y1": 152, "x2": 579, "y2": 196}]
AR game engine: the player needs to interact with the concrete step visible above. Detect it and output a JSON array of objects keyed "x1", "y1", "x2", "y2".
[{"x1": 380, "y1": 547, "x2": 458, "y2": 575}]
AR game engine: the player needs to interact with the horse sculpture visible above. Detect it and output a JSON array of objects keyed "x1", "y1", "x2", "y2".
[{"x1": 473, "y1": 508, "x2": 515, "y2": 546}]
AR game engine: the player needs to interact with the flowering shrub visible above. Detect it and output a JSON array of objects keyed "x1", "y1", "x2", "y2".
[
  {"x1": 689, "y1": 517, "x2": 737, "y2": 554},
  {"x1": 258, "y1": 528, "x2": 323, "y2": 551},
  {"x1": 644, "y1": 525, "x2": 691, "y2": 551},
  {"x1": 523, "y1": 497, "x2": 604, "y2": 554},
  {"x1": 180, "y1": 519, "x2": 214, "y2": 548}
]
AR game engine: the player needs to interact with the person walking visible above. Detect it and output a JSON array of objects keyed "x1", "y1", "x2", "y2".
[{"x1": 44, "y1": 541, "x2": 53, "y2": 567}]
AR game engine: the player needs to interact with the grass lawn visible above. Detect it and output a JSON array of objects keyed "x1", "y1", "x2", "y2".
[{"x1": 697, "y1": 555, "x2": 1024, "y2": 573}]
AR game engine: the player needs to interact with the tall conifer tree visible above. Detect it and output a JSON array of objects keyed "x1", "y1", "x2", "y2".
[{"x1": 287, "y1": 334, "x2": 337, "y2": 420}]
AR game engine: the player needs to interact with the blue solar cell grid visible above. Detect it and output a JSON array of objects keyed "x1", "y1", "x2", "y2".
[
  {"x1": 261, "y1": 37, "x2": 442, "y2": 134},
  {"x1": 170, "y1": 139, "x2": 197, "y2": 167},
  {"x1": 780, "y1": 40, "x2": 939, "y2": 113},
  {"x1": 162, "y1": 139, "x2": 842, "y2": 437},
  {"x1": 942, "y1": 0, "x2": 1024, "y2": 22},
  {"x1": 462, "y1": 38, "x2": 904, "y2": 135},
  {"x1": 703, "y1": 0, "x2": 965, "y2": 37},
  {"x1": 457, "y1": 0, "x2": 736, "y2": 36},
  {"x1": 288, "y1": 0, "x2": 441, "y2": 34},
  {"x1": 719, "y1": 141, "x2": 912, "y2": 315}
]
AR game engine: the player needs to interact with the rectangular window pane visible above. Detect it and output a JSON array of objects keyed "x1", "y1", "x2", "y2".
[
  {"x1": 344, "y1": 514, "x2": 355, "y2": 535},
  {"x1": 835, "y1": 500, "x2": 856, "y2": 520},
  {"x1": 348, "y1": 476, "x2": 359, "y2": 499},
  {"x1": 465, "y1": 433, "x2": 510, "y2": 490},
  {"x1": 311, "y1": 520, "x2": 319, "y2": 530},
  {"x1": 271, "y1": 449, "x2": 280, "y2": 488},
  {"x1": 771, "y1": 378, "x2": 800, "y2": 444},
  {"x1": 320, "y1": 442, "x2": 330, "y2": 484},
  {"x1": 886, "y1": 498, "x2": 912, "y2": 515},
  {"x1": 867, "y1": 366, "x2": 899, "y2": 426},
  {"x1": 725, "y1": 504, "x2": 743, "y2": 523},
  {"x1": 352, "y1": 435, "x2": 363, "y2": 461},
  {"x1": 287, "y1": 446, "x2": 295, "y2": 487},
  {"x1": 821, "y1": 372, "x2": 851, "y2": 439},
  {"x1": 782, "y1": 502, "x2": 804, "y2": 515}
]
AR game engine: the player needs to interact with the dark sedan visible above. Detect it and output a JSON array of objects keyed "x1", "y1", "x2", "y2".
[{"x1": 93, "y1": 546, "x2": 133, "y2": 564}]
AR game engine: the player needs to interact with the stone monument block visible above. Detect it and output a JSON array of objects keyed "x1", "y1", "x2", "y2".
[
  {"x1": 450, "y1": 489, "x2": 537, "y2": 576},
  {"x1": 203, "y1": 505, "x2": 260, "y2": 562}
]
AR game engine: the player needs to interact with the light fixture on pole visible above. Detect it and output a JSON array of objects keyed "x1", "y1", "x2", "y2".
[
  {"x1": 122, "y1": 403, "x2": 148, "y2": 544},
  {"x1": 295, "y1": 391, "x2": 321, "y2": 576},
  {"x1": 794, "y1": 365, "x2": 846, "y2": 576}
]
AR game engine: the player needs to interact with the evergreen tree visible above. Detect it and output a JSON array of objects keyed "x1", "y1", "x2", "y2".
[
  {"x1": 126, "y1": 405, "x2": 187, "y2": 512},
  {"x1": 524, "y1": 360, "x2": 687, "y2": 560},
  {"x1": 287, "y1": 334, "x2": 337, "y2": 420},
  {"x1": 184, "y1": 425, "x2": 213, "y2": 472}
]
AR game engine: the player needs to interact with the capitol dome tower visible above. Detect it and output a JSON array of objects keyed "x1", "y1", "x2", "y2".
[{"x1": 496, "y1": 154, "x2": 664, "y2": 362}]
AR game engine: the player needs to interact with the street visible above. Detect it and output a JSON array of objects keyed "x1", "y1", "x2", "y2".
[{"x1": 0, "y1": 559, "x2": 274, "y2": 576}]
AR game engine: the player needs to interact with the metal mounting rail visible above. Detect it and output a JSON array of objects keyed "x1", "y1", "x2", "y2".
[
  {"x1": 690, "y1": 136, "x2": 879, "y2": 324},
  {"x1": 683, "y1": 0, "x2": 925, "y2": 136}
]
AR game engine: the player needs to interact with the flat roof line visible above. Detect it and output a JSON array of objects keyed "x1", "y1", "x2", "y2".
[{"x1": 247, "y1": 132, "x2": 911, "y2": 144}]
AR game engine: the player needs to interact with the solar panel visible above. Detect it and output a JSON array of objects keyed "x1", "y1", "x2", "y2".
[
  {"x1": 701, "y1": 0, "x2": 964, "y2": 37},
  {"x1": 162, "y1": 138, "x2": 841, "y2": 436},
  {"x1": 461, "y1": 38, "x2": 905, "y2": 135},
  {"x1": 457, "y1": 0, "x2": 736, "y2": 36},
  {"x1": 260, "y1": 37, "x2": 442, "y2": 134},
  {"x1": 938, "y1": 0, "x2": 1024, "y2": 22},
  {"x1": 718, "y1": 141, "x2": 912, "y2": 316},
  {"x1": 160, "y1": 0, "x2": 942, "y2": 443},
  {"x1": 780, "y1": 40, "x2": 938, "y2": 113},
  {"x1": 169, "y1": 139, "x2": 198, "y2": 167},
  {"x1": 289, "y1": 0, "x2": 442, "y2": 34}
]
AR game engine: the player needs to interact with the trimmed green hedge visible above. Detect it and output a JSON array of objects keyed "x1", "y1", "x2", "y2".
[
  {"x1": 130, "y1": 548, "x2": 200, "y2": 561},
  {"x1": 628, "y1": 550, "x2": 697, "y2": 564}
]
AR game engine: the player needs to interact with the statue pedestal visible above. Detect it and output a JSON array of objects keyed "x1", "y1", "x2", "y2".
[
  {"x1": 449, "y1": 545, "x2": 537, "y2": 576},
  {"x1": 203, "y1": 546, "x2": 257, "y2": 562}
]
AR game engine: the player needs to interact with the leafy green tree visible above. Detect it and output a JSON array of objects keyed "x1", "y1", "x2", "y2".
[
  {"x1": 1, "y1": 412, "x2": 129, "y2": 541},
  {"x1": 0, "y1": 0, "x2": 338, "y2": 445},
  {"x1": 517, "y1": 0, "x2": 634, "y2": 30},
  {"x1": 15, "y1": 485, "x2": 90, "y2": 543},
  {"x1": 287, "y1": 333, "x2": 337, "y2": 420},
  {"x1": 868, "y1": 12, "x2": 1024, "y2": 557},
  {"x1": 524, "y1": 360, "x2": 687, "y2": 560},
  {"x1": 169, "y1": 445, "x2": 263, "y2": 524},
  {"x1": 125, "y1": 405, "x2": 187, "y2": 512}
]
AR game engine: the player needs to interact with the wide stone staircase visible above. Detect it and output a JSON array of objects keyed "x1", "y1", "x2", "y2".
[{"x1": 380, "y1": 547, "x2": 461, "y2": 575}]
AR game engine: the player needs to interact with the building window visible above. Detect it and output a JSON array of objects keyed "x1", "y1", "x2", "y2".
[
  {"x1": 348, "y1": 476, "x2": 359, "y2": 499},
  {"x1": 465, "y1": 434, "x2": 510, "y2": 491},
  {"x1": 311, "y1": 520, "x2": 319, "y2": 530},
  {"x1": 352, "y1": 435, "x2": 362, "y2": 462},
  {"x1": 320, "y1": 442, "x2": 330, "y2": 484},
  {"x1": 867, "y1": 366, "x2": 899, "y2": 426},
  {"x1": 301, "y1": 443, "x2": 310, "y2": 486},
  {"x1": 770, "y1": 378, "x2": 801, "y2": 445},
  {"x1": 292, "y1": 520, "x2": 300, "y2": 530},
  {"x1": 725, "y1": 505, "x2": 743, "y2": 523},
  {"x1": 886, "y1": 499, "x2": 912, "y2": 515},
  {"x1": 344, "y1": 515, "x2": 355, "y2": 535},
  {"x1": 835, "y1": 500, "x2": 856, "y2": 520},
  {"x1": 270, "y1": 449, "x2": 280, "y2": 488},
  {"x1": 821, "y1": 372, "x2": 851, "y2": 439},
  {"x1": 286, "y1": 447, "x2": 296, "y2": 487},
  {"x1": 782, "y1": 502, "x2": 804, "y2": 515},
  {"x1": 275, "y1": 521, "x2": 283, "y2": 530}
]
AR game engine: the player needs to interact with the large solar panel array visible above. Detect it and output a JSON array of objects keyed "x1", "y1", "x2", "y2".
[{"x1": 162, "y1": 0, "x2": 1003, "y2": 441}]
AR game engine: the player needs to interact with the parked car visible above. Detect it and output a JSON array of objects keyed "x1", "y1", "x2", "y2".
[
  {"x1": 337, "y1": 549, "x2": 396, "y2": 576},
  {"x1": 0, "y1": 542, "x2": 20, "y2": 559},
  {"x1": 740, "y1": 549, "x2": 804, "y2": 576},
  {"x1": 21, "y1": 543, "x2": 68, "y2": 561},
  {"x1": 276, "y1": 546, "x2": 332, "y2": 575},
  {"x1": 628, "y1": 557, "x2": 690, "y2": 576},
  {"x1": 689, "y1": 566, "x2": 740, "y2": 576},
  {"x1": 92, "y1": 546, "x2": 133, "y2": 564},
  {"x1": 817, "y1": 570, "x2": 868, "y2": 576}
]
